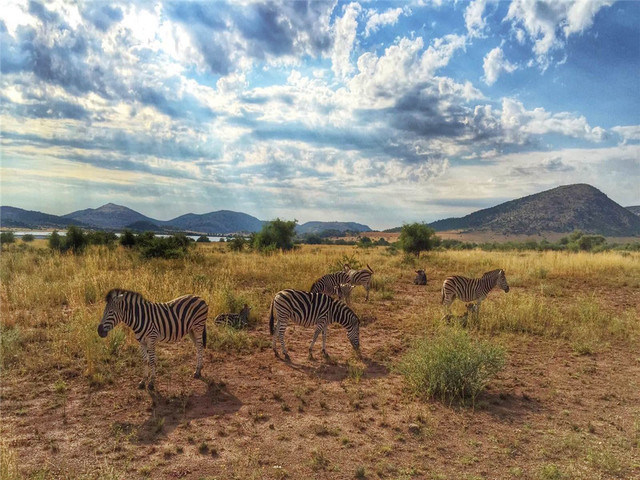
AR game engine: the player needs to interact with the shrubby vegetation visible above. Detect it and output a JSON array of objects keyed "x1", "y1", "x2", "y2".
[
  {"x1": 0, "y1": 232, "x2": 15, "y2": 245},
  {"x1": 253, "y1": 218, "x2": 297, "y2": 252},
  {"x1": 398, "y1": 223, "x2": 438, "y2": 257}
]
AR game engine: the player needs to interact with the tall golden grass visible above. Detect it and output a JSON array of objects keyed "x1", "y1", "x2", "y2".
[{"x1": 1, "y1": 244, "x2": 638, "y2": 379}]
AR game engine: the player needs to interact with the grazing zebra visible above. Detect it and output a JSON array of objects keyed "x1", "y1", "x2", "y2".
[
  {"x1": 343, "y1": 264, "x2": 375, "y2": 301},
  {"x1": 310, "y1": 271, "x2": 350, "y2": 297},
  {"x1": 214, "y1": 304, "x2": 251, "y2": 329},
  {"x1": 269, "y1": 289, "x2": 360, "y2": 361},
  {"x1": 441, "y1": 269, "x2": 510, "y2": 320},
  {"x1": 97, "y1": 289, "x2": 208, "y2": 390},
  {"x1": 334, "y1": 283, "x2": 355, "y2": 305}
]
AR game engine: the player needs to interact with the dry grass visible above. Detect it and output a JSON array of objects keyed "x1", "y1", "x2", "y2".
[{"x1": 1, "y1": 244, "x2": 639, "y2": 479}]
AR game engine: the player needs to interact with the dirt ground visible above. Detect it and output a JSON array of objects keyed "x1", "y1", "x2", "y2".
[{"x1": 2, "y1": 276, "x2": 639, "y2": 480}]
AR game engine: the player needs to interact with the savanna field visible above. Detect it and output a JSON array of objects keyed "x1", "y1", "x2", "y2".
[{"x1": 1, "y1": 242, "x2": 639, "y2": 480}]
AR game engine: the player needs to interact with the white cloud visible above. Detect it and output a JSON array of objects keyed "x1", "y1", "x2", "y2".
[
  {"x1": 482, "y1": 46, "x2": 517, "y2": 85},
  {"x1": 465, "y1": 0, "x2": 488, "y2": 38},
  {"x1": 505, "y1": 0, "x2": 614, "y2": 68},
  {"x1": 365, "y1": 7, "x2": 406, "y2": 37},
  {"x1": 612, "y1": 125, "x2": 640, "y2": 144},
  {"x1": 331, "y1": 2, "x2": 362, "y2": 79}
]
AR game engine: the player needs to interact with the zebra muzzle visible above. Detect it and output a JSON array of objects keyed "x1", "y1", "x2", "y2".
[{"x1": 97, "y1": 325, "x2": 108, "y2": 338}]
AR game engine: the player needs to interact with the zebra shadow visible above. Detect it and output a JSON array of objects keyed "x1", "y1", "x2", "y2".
[
  {"x1": 285, "y1": 357, "x2": 390, "y2": 382},
  {"x1": 136, "y1": 380, "x2": 242, "y2": 443},
  {"x1": 475, "y1": 391, "x2": 543, "y2": 422}
]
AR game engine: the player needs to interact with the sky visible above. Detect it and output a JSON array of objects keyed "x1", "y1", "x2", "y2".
[{"x1": 1, "y1": 0, "x2": 639, "y2": 230}]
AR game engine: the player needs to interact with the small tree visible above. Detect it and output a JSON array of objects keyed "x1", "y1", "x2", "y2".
[
  {"x1": 399, "y1": 223, "x2": 436, "y2": 257},
  {"x1": 21, "y1": 234, "x2": 35, "y2": 243},
  {"x1": 228, "y1": 236, "x2": 246, "y2": 252},
  {"x1": 0, "y1": 232, "x2": 15, "y2": 244},
  {"x1": 253, "y1": 219, "x2": 297, "y2": 252},
  {"x1": 64, "y1": 226, "x2": 87, "y2": 253},
  {"x1": 196, "y1": 235, "x2": 210, "y2": 243},
  {"x1": 49, "y1": 231, "x2": 63, "y2": 251},
  {"x1": 120, "y1": 229, "x2": 136, "y2": 248}
]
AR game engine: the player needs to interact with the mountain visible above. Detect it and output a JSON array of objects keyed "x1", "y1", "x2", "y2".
[
  {"x1": 166, "y1": 211, "x2": 264, "y2": 234},
  {"x1": 64, "y1": 203, "x2": 157, "y2": 230},
  {"x1": 0, "y1": 206, "x2": 89, "y2": 229},
  {"x1": 429, "y1": 184, "x2": 640, "y2": 236},
  {"x1": 627, "y1": 206, "x2": 640, "y2": 216},
  {"x1": 296, "y1": 221, "x2": 372, "y2": 235}
]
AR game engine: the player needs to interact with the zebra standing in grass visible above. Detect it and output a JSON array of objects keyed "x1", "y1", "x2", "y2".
[
  {"x1": 343, "y1": 264, "x2": 375, "y2": 301},
  {"x1": 214, "y1": 304, "x2": 251, "y2": 329},
  {"x1": 310, "y1": 271, "x2": 354, "y2": 304},
  {"x1": 441, "y1": 269, "x2": 510, "y2": 321},
  {"x1": 97, "y1": 289, "x2": 208, "y2": 390},
  {"x1": 269, "y1": 289, "x2": 360, "y2": 361}
]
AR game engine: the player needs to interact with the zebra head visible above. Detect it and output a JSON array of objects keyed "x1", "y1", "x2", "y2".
[
  {"x1": 497, "y1": 269, "x2": 510, "y2": 293},
  {"x1": 334, "y1": 283, "x2": 354, "y2": 303},
  {"x1": 345, "y1": 307, "x2": 360, "y2": 354},
  {"x1": 98, "y1": 289, "x2": 126, "y2": 338}
]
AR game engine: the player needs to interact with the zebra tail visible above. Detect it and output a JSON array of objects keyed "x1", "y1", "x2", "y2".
[
  {"x1": 366, "y1": 264, "x2": 374, "y2": 273},
  {"x1": 203, "y1": 324, "x2": 207, "y2": 349},
  {"x1": 269, "y1": 300, "x2": 275, "y2": 335}
]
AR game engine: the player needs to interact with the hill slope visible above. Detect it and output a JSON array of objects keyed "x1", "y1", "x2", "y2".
[
  {"x1": 296, "y1": 221, "x2": 371, "y2": 235},
  {"x1": 627, "y1": 206, "x2": 640, "y2": 216},
  {"x1": 0, "y1": 207, "x2": 89, "y2": 229},
  {"x1": 166, "y1": 211, "x2": 264, "y2": 234},
  {"x1": 64, "y1": 203, "x2": 157, "y2": 230},
  {"x1": 430, "y1": 184, "x2": 640, "y2": 236}
]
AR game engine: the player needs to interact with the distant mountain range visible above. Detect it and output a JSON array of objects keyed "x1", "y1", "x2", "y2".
[
  {"x1": 0, "y1": 203, "x2": 371, "y2": 235},
  {"x1": 429, "y1": 184, "x2": 640, "y2": 236},
  {"x1": 1, "y1": 184, "x2": 638, "y2": 237}
]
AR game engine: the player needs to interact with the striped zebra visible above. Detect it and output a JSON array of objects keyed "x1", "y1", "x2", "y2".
[
  {"x1": 343, "y1": 264, "x2": 375, "y2": 301},
  {"x1": 441, "y1": 269, "x2": 510, "y2": 320},
  {"x1": 214, "y1": 304, "x2": 251, "y2": 329},
  {"x1": 97, "y1": 289, "x2": 209, "y2": 390},
  {"x1": 310, "y1": 271, "x2": 353, "y2": 303},
  {"x1": 269, "y1": 289, "x2": 360, "y2": 361}
]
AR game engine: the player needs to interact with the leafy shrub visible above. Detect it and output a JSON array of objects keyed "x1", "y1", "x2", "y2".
[
  {"x1": 398, "y1": 328, "x2": 505, "y2": 404},
  {"x1": 399, "y1": 223, "x2": 437, "y2": 257},
  {"x1": 65, "y1": 225, "x2": 88, "y2": 253},
  {"x1": 86, "y1": 230, "x2": 118, "y2": 246},
  {"x1": 253, "y1": 219, "x2": 297, "y2": 252},
  {"x1": 21, "y1": 234, "x2": 35, "y2": 243},
  {"x1": 119, "y1": 229, "x2": 136, "y2": 248},
  {"x1": 139, "y1": 234, "x2": 193, "y2": 259},
  {"x1": 196, "y1": 235, "x2": 210, "y2": 243},
  {"x1": 228, "y1": 236, "x2": 246, "y2": 252},
  {"x1": 0, "y1": 232, "x2": 15, "y2": 244},
  {"x1": 49, "y1": 230, "x2": 63, "y2": 250},
  {"x1": 329, "y1": 254, "x2": 361, "y2": 273}
]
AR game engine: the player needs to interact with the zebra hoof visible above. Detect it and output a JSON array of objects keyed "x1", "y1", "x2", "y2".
[
  {"x1": 138, "y1": 381, "x2": 146, "y2": 390},
  {"x1": 322, "y1": 351, "x2": 330, "y2": 360},
  {"x1": 308, "y1": 353, "x2": 314, "y2": 361},
  {"x1": 147, "y1": 382, "x2": 155, "y2": 391},
  {"x1": 193, "y1": 371, "x2": 202, "y2": 379},
  {"x1": 273, "y1": 350, "x2": 280, "y2": 358},
  {"x1": 284, "y1": 353, "x2": 291, "y2": 362}
]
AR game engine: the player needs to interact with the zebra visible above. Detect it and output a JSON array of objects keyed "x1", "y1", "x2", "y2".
[
  {"x1": 343, "y1": 264, "x2": 375, "y2": 301},
  {"x1": 334, "y1": 283, "x2": 355, "y2": 305},
  {"x1": 214, "y1": 304, "x2": 251, "y2": 329},
  {"x1": 414, "y1": 269, "x2": 427, "y2": 285},
  {"x1": 97, "y1": 289, "x2": 209, "y2": 390},
  {"x1": 310, "y1": 271, "x2": 350, "y2": 297},
  {"x1": 269, "y1": 289, "x2": 360, "y2": 361},
  {"x1": 441, "y1": 269, "x2": 510, "y2": 321}
]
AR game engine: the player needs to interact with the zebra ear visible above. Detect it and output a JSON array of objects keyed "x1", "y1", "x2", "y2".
[{"x1": 105, "y1": 289, "x2": 124, "y2": 302}]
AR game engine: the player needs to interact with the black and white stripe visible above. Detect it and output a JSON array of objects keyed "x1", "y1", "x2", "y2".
[
  {"x1": 269, "y1": 289, "x2": 360, "y2": 361},
  {"x1": 310, "y1": 271, "x2": 353, "y2": 303},
  {"x1": 97, "y1": 289, "x2": 208, "y2": 390},
  {"x1": 441, "y1": 269, "x2": 510, "y2": 319},
  {"x1": 343, "y1": 264, "x2": 375, "y2": 301},
  {"x1": 214, "y1": 304, "x2": 251, "y2": 329}
]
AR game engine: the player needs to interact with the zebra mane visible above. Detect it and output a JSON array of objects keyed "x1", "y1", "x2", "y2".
[
  {"x1": 482, "y1": 269, "x2": 503, "y2": 278},
  {"x1": 105, "y1": 288, "x2": 146, "y2": 303}
]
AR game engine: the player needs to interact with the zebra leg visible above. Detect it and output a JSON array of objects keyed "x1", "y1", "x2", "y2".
[
  {"x1": 365, "y1": 284, "x2": 370, "y2": 301},
  {"x1": 147, "y1": 338, "x2": 158, "y2": 391},
  {"x1": 309, "y1": 324, "x2": 323, "y2": 360},
  {"x1": 321, "y1": 325, "x2": 329, "y2": 359},
  {"x1": 138, "y1": 342, "x2": 149, "y2": 389},
  {"x1": 272, "y1": 319, "x2": 279, "y2": 358},
  {"x1": 188, "y1": 330, "x2": 204, "y2": 379},
  {"x1": 277, "y1": 321, "x2": 290, "y2": 361}
]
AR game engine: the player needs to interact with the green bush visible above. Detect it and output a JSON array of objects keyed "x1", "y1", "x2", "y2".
[
  {"x1": 228, "y1": 236, "x2": 246, "y2": 252},
  {"x1": 398, "y1": 328, "x2": 505, "y2": 404},
  {"x1": 119, "y1": 230, "x2": 136, "y2": 248},
  {"x1": 196, "y1": 235, "x2": 210, "y2": 243},
  {"x1": 21, "y1": 234, "x2": 35, "y2": 243},
  {"x1": 253, "y1": 218, "x2": 297, "y2": 251},
  {"x1": 0, "y1": 232, "x2": 15, "y2": 245},
  {"x1": 49, "y1": 231, "x2": 63, "y2": 250},
  {"x1": 139, "y1": 234, "x2": 193, "y2": 259},
  {"x1": 399, "y1": 223, "x2": 437, "y2": 257},
  {"x1": 64, "y1": 226, "x2": 88, "y2": 253}
]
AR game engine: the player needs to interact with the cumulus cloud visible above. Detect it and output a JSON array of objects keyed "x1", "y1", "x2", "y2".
[
  {"x1": 364, "y1": 6, "x2": 406, "y2": 37},
  {"x1": 331, "y1": 2, "x2": 361, "y2": 78},
  {"x1": 505, "y1": 0, "x2": 615, "y2": 68},
  {"x1": 465, "y1": 0, "x2": 488, "y2": 37},
  {"x1": 612, "y1": 125, "x2": 640, "y2": 144},
  {"x1": 482, "y1": 46, "x2": 517, "y2": 85}
]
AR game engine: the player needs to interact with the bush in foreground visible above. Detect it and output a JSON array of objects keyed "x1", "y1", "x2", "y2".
[{"x1": 398, "y1": 328, "x2": 505, "y2": 404}]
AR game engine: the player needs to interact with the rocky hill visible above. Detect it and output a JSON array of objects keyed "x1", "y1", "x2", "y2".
[
  {"x1": 296, "y1": 221, "x2": 371, "y2": 235},
  {"x1": 0, "y1": 207, "x2": 89, "y2": 229},
  {"x1": 430, "y1": 184, "x2": 640, "y2": 236},
  {"x1": 167, "y1": 211, "x2": 263, "y2": 234},
  {"x1": 627, "y1": 206, "x2": 640, "y2": 216},
  {"x1": 64, "y1": 203, "x2": 157, "y2": 230}
]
